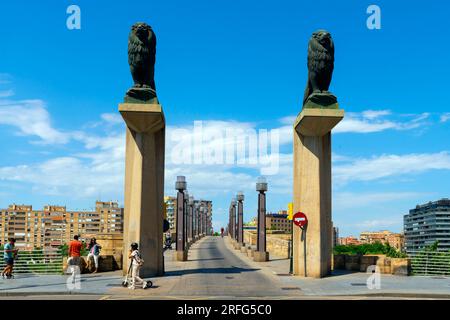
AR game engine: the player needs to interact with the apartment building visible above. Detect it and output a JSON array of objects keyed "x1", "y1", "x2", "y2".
[
  {"x1": 404, "y1": 199, "x2": 450, "y2": 252},
  {"x1": 266, "y1": 213, "x2": 291, "y2": 233},
  {"x1": 0, "y1": 201, "x2": 123, "y2": 249},
  {"x1": 360, "y1": 230, "x2": 405, "y2": 251}
]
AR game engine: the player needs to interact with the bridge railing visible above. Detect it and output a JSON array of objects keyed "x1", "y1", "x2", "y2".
[
  {"x1": 408, "y1": 250, "x2": 450, "y2": 276},
  {"x1": 0, "y1": 249, "x2": 63, "y2": 274}
]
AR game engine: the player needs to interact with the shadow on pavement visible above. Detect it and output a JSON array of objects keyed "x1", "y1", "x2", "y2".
[
  {"x1": 189, "y1": 258, "x2": 225, "y2": 262},
  {"x1": 163, "y1": 266, "x2": 260, "y2": 277}
]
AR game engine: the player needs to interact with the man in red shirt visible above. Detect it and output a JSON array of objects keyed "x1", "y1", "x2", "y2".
[{"x1": 68, "y1": 235, "x2": 82, "y2": 268}]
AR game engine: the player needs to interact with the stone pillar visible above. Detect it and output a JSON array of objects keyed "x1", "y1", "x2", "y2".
[
  {"x1": 119, "y1": 103, "x2": 165, "y2": 277},
  {"x1": 293, "y1": 108, "x2": 344, "y2": 278}
]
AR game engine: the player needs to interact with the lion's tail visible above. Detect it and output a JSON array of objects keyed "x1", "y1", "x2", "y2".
[{"x1": 303, "y1": 80, "x2": 312, "y2": 106}]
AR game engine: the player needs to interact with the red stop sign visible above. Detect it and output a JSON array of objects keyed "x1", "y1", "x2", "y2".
[{"x1": 293, "y1": 212, "x2": 308, "y2": 228}]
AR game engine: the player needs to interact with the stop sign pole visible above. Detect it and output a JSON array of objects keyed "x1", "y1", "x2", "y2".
[{"x1": 292, "y1": 212, "x2": 308, "y2": 276}]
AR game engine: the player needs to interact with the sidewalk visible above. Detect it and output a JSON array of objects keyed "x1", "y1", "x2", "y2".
[
  {"x1": 0, "y1": 241, "x2": 204, "y2": 297},
  {"x1": 223, "y1": 237, "x2": 450, "y2": 298}
]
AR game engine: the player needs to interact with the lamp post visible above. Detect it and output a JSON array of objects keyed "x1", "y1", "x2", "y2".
[
  {"x1": 228, "y1": 203, "x2": 232, "y2": 237},
  {"x1": 254, "y1": 177, "x2": 269, "y2": 262},
  {"x1": 184, "y1": 190, "x2": 189, "y2": 247},
  {"x1": 195, "y1": 202, "x2": 200, "y2": 238},
  {"x1": 231, "y1": 198, "x2": 236, "y2": 243},
  {"x1": 237, "y1": 191, "x2": 244, "y2": 248},
  {"x1": 201, "y1": 206, "x2": 206, "y2": 237},
  {"x1": 189, "y1": 196, "x2": 194, "y2": 243},
  {"x1": 175, "y1": 176, "x2": 187, "y2": 261}
]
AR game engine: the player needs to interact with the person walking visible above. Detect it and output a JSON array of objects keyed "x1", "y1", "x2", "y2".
[
  {"x1": 2, "y1": 238, "x2": 17, "y2": 279},
  {"x1": 67, "y1": 235, "x2": 82, "y2": 270},
  {"x1": 86, "y1": 238, "x2": 101, "y2": 273},
  {"x1": 128, "y1": 242, "x2": 148, "y2": 290}
]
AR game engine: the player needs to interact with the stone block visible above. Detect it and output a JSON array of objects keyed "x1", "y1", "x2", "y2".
[
  {"x1": 253, "y1": 251, "x2": 269, "y2": 262},
  {"x1": 391, "y1": 258, "x2": 410, "y2": 276},
  {"x1": 175, "y1": 250, "x2": 188, "y2": 262},
  {"x1": 345, "y1": 255, "x2": 361, "y2": 271},
  {"x1": 333, "y1": 254, "x2": 346, "y2": 269}
]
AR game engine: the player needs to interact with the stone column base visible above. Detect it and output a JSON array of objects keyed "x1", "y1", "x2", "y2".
[
  {"x1": 240, "y1": 246, "x2": 247, "y2": 254},
  {"x1": 253, "y1": 251, "x2": 269, "y2": 262},
  {"x1": 175, "y1": 250, "x2": 188, "y2": 261}
]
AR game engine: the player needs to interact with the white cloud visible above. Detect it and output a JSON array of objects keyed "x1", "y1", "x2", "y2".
[
  {"x1": 441, "y1": 113, "x2": 450, "y2": 123},
  {"x1": 101, "y1": 113, "x2": 123, "y2": 125},
  {"x1": 0, "y1": 99, "x2": 70, "y2": 144},
  {"x1": 276, "y1": 110, "x2": 431, "y2": 143},
  {"x1": 0, "y1": 90, "x2": 14, "y2": 98},
  {"x1": 334, "y1": 111, "x2": 429, "y2": 133},
  {"x1": 334, "y1": 152, "x2": 450, "y2": 185},
  {"x1": 334, "y1": 191, "x2": 425, "y2": 210}
]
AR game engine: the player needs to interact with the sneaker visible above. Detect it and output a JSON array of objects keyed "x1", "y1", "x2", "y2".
[
  {"x1": 142, "y1": 281, "x2": 148, "y2": 289},
  {"x1": 128, "y1": 286, "x2": 135, "y2": 290}
]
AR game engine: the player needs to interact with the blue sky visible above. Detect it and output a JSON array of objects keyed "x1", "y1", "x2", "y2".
[{"x1": 0, "y1": 0, "x2": 449, "y2": 237}]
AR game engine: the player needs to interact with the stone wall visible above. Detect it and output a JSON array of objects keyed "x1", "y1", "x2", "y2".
[
  {"x1": 333, "y1": 254, "x2": 411, "y2": 275},
  {"x1": 63, "y1": 255, "x2": 121, "y2": 274},
  {"x1": 243, "y1": 230, "x2": 290, "y2": 258}
]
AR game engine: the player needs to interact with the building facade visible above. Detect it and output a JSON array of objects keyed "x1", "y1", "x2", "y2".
[
  {"x1": 164, "y1": 196, "x2": 214, "y2": 236},
  {"x1": 0, "y1": 201, "x2": 124, "y2": 250},
  {"x1": 404, "y1": 199, "x2": 450, "y2": 252},
  {"x1": 338, "y1": 236, "x2": 361, "y2": 246},
  {"x1": 360, "y1": 230, "x2": 405, "y2": 251},
  {"x1": 266, "y1": 213, "x2": 291, "y2": 233},
  {"x1": 164, "y1": 196, "x2": 177, "y2": 234}
]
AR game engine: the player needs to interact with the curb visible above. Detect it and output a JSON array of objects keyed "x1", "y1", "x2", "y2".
[{"x1": 0, "y1": 291, "x2": 97, "y2": 297}]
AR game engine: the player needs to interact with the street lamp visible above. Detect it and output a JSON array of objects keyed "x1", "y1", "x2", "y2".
[
  {"x1": 184, "y1": 191, "x2": 189, "y2": 246},
  {"x1": 237, "y1": 191, "x2": 244, "y2": 247},
  {"x1": 255, "y1": 177, "x2": 269, "y2": 262},
  {"x1": 175, "y1": 176, "x2": 187, "y2": 261},
  {"x1": 231, "y1": 198, "x2": 236, "y2": 241},
  {"x1": 189, "y1": 196, "x2": 194, "y2": 242}
]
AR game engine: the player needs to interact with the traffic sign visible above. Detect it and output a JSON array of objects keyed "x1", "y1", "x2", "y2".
[{"x1": 293, "y1": 212, "x2": 308, "y2": 228}]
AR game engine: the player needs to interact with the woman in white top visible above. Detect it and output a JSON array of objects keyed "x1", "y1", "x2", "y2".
[{"x1": 128, "y1": 242, "x2": 148, "y2": 289}]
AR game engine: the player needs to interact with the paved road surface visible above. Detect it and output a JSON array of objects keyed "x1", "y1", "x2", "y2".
[
  {"x1": 1, "y1": 236, "x2": 449, "y2": 299},
  {"x1": 155, "y1": 236, "x2": 301, "y2": 298}
]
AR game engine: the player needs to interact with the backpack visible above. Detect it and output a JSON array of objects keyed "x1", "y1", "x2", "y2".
[{"x1": 133, "y1": 251, "x2": 144, "y2": 266}]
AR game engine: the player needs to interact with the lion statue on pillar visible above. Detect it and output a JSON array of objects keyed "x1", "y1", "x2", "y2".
[
  {"x1": 125, "y1": 22, "x2": 159, "y2": 104},
  {"x1": 303, "y1": 30, "x2": 337, "y2": 108}
]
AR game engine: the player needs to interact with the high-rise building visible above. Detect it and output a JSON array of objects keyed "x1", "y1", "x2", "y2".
[
  {"x1": 164, "y1": 196, "x2": 177, "y2": 234},
  {"x1": 164, "y1": 197, "x2": 213, "y2": 236},
  {"x1": 332, "y1": 226, "x2": 339, "y2": 248},
  {"x1": 404, "y1": 199, "x2": 450, "y2": 252}
]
